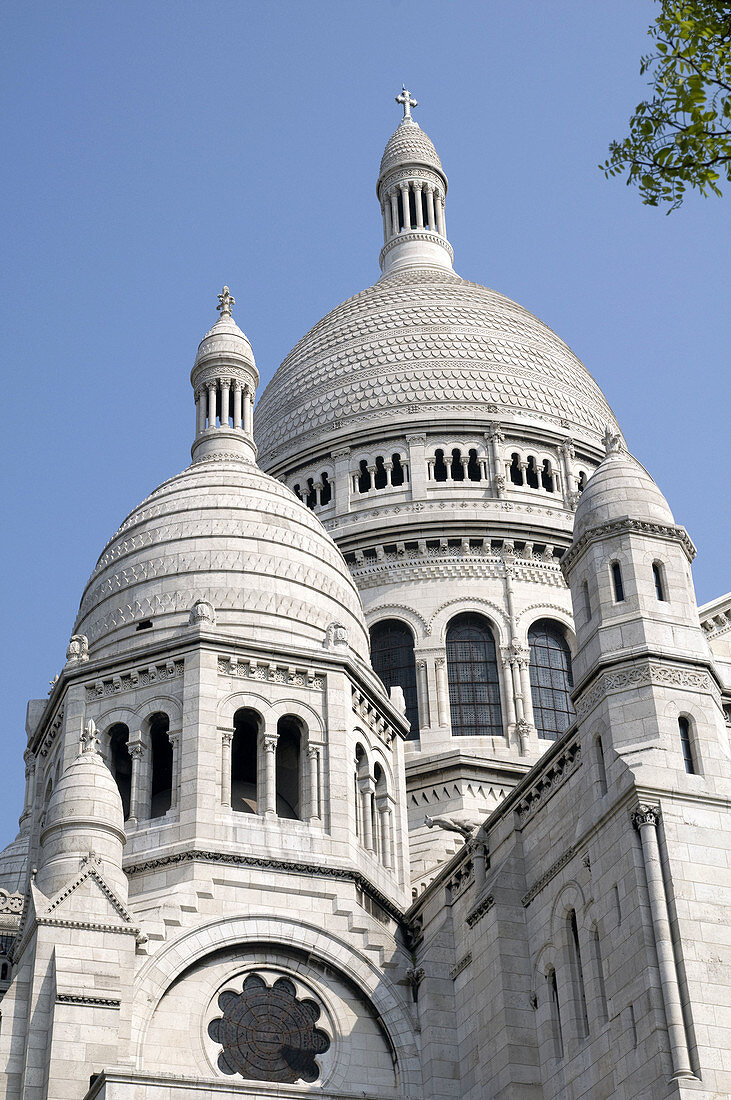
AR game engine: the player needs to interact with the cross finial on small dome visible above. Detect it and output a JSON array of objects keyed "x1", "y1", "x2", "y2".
[
  {"x1": 396, "y1": 85, "x2": 418, "y2": 120},
  {"x1": 217, "y1": 286, "x2": 235, "y2": 318},
  {"x1": 80, "y1": 719, "x2": 100, "y2": 756}
]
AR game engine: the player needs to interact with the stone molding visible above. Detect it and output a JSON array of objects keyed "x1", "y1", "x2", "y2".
[
  {"x1": 465, "y1": 893, "x2": 495, "y2": 928},
  {"x1": 218, "y1": 655, "x2": 325, "y2": 691},
  {"x1": 122, "y1": 848, "x2": 404, "y2": 924},
  {"x1": 85, "y1": 659, "x2": 184, "y2": 702},
  {"x1": 575, "y1": 660, "x2": 715, "y2": 719},
  {"x1": 0, "y1": 890, "x2": 23, "y2": 914},
  {"x1": 450, "y1": 952, "x2": 472, "y2": 980},
  {"x1": 446, "y1": 857, "x2": 474, "y2": 902},
  {"x1": 39, "y1": 706, "x2": 64, "y2": 757},
  {"x1": 352, "y1": 687, "x2": 399, "y2": 746},
  {"x1": 514, "y1": 739, "x2": 581, "y2": 824},
  {"x1": 56, "y1": 993, "x2": 121, "y2": 1008},
  {"x1": 522, "y1": 845, "x2": 577, "y2": 907},
  {"x1": 561, "y1": 517, "x2": 697, "y2": 573}
]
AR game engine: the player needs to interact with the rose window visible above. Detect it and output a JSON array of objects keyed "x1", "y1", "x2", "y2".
[{"x1": 208, "y1": 973, "x2": 330, "y2": 1083}]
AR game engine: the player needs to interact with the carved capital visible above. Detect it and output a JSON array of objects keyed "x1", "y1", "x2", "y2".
[
  {"x1": 263, "y1": 734, "x2": 278, "y2": 754},
  {"x1": 632, "y1": 803, "x2": 660, "y2": 830}
]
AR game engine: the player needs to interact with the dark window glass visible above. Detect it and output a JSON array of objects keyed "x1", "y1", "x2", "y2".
[
  {"x1": 509, "y1": 453, "x2": 523, "y2": 485},
  {"x1": 446, "y1": 614, "x2": 503, "y2": 737},
  {"x1": 548, "y1": 969, "x2": 563, "y2": 1060},
  {"x1": 526, "y1": 456, "x2": 539, "y2": 489},
  {"x1": 149, "y1": 712, "x2": 172, "y2": 818},
  {"x1": 434, "y1": 449, "x2": 448, "y2": 482},
  {"x1": 276, "y1": 716, "x2": 301, "y2": 819},
  {"x1": 467, "y1": 448, "x2": 481, "y2": 481},
  {"x1": 529, "y1": 620, "x2": 575, "y2": 740},
  {"x1": 653, "y1": 562, "x2": 666, "y2": 601},
  {"x1": 569, "y1": 910, "x2": 590, "y2": 1038},
  {"x1": 108, "y1": 723, "x2": 131, "y2": 820},
  {"x1": 232, "y1": 708, "x2": 259, "y2": 813},
  {"x1": 611, "y1": 561, "x2": 625, "y2": 602},
  {"x1": 370, "y1": 620, "x2": 419, "y2": 738},
  {"x1": 374, "y1": 456, "x2": 387, "y2": 490},
  {"x1": 541, "y1": 459, "x2": 555, "y2": 492},
  {"x1": 678, "y1": 717, "x2": 696, "y2": 774},
  {"x1": 358, "y1": 459, "x2": 371, "y2": 493},
  {"x1": 391, "y1": 453, "x2": 405, "y2": 487},
  {"x1": 319, "y1": 472, "x2": 331, "y2": 506},
  {"x1": 450, "y1": 448, "x2": 464, "y2": 481}
]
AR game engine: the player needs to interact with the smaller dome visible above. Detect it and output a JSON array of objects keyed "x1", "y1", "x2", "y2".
[
  {"x1": 193, "y1": 313, "x2": 256, "y2": 373},
  {"x1": 574, "y1": 448, "x2": 675, "y2": 536},
  {"x1": 44, "y1": 737, "x2": 124, "y2": 838},
  {"x1": 379, "y1": 117, "x2": 444, "y2": 180}
]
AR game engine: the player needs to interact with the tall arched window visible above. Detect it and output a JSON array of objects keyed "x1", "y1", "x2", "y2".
[
  {"x1": 108, "y1": 722, "x2": 131, "y2": 820},
  {"x1": 149, "y1": 712, "x2": 173, "y2": 819},
  {"x1": 369, "y1": 620, "x2": 419, "y2": 738},
  {"x1": 231, "y1": 708, "x2": 260, "y2": 813},
  {"x1": 528, "y1": 620, "x2": 575, "y2": 740},
  {"x1": 276, "y1": 716, "x2": 302, "y2": 819},
  {"x1": 446, "y1": 613, "x2": 503, "y2": 737},
  {"x1": 678, "y1": 716, "x2": 696, "y2": 774}
]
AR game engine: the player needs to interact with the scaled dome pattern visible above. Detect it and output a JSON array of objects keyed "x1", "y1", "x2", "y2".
[
  {"x1": 254, "y1": 267, "x2": 620, "y2": 461},
  {"x1": 74, "y1": 459, "x2": 370, "y2": 660},
  {"x1": 379, "y1": 117, "x2": 443, "y2": 176}
]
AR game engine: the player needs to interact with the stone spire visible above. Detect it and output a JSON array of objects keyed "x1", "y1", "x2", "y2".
[
  {"x1": 190, "y1": 287, "x2": 259, "y2": 464},
  {"x1": 377, "y1": 89, "x2": 454, "y2": 276}
]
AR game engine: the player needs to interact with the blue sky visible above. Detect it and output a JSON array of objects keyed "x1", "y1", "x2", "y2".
[{"x1": 1, "y1": 1, "x2": 728, "y2": 842}]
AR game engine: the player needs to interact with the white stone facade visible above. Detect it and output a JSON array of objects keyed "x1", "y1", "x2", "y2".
[{"x1": 0, "y1": 92, "x2": 729, "y2": 1100}]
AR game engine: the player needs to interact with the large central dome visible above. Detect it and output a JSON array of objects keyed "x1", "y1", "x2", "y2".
[{"x1": 254, "y1": 266, "x2": 618, "y2": 464}]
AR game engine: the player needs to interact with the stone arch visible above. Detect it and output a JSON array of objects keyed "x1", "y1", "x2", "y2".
[
  {"x1": 366, "y1": 604, "x2": 429, "y2": 641},
  {"x1": 129, "y1": 915, "x2": 421, "y2": 1094},
  {"x1": 429, "y1": 597, "x2": 509, "y2": 646},
  {"x1": 517, "y1": 604, "x2": 575, "y2": 652},
  {"x1": 134, "y1": 694, "x2": 183, "y2": 726},
  {"x1": 216, "y1": 690, "x2": 274, "y2": 726},
  {"x1": 268, "y1": 698, "x2": 324, "y2": 742}
]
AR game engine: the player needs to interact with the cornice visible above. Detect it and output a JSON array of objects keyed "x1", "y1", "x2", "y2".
[{"x1": 561, "y1": 518, "x2": 697, "y2": 574}]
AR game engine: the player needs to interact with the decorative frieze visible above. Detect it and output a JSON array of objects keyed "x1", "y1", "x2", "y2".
[
  {"x1": 450, "y1": 952, "x2": 472, "y2": 980},
  {"x1": 446, "y1": 857, "x2": 474, "y2": 903},
  {"x1": 514, "y1": 739, "x2": 581, "y2": 824},
  {"x1": 39, "y1": 706, "x2": 65, "y2": 757},
  {"x1": 84, "y1": 660, "x2": 184, "y2": 702},
  {"x1": 56, "y1": 994, "x2": 121, "y2": 1008},
  {"x1": 218, "y1": 656, "x2": 324, "y2": 691},
  {"x1": 352, "y1": 687, "x2": 396, "y2": 745},
  {"x1": 560, "y1": 517, "x2": 697, "y2": 572},
  {"x1": 576, "y1": 661, "x2": 715, "y2": 719},
  {"x1": 522, "y1": 845, "x2": 577, "y2": 907},
  {"x1": 0, "y1": 890, "x2": 23, "y2": 915},
  {"x1": 466, "y1": 893, "x2": 494, "y2": 928}
]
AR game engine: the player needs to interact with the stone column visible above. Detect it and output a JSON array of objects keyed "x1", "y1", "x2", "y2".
[
  {"x1": 500, "y1": 652, "x2": 517, "y2": 729},
  {"x1": 221, "y1": 381, "x2": 230, "y2": 427},
  {"x1": 168, "y1": 730, "x2": 181, "y2": 810},
  {"x1": 195, "y1": 390, "x2": 205, "y2": 436},
  {"x1": 221, "y1": 730, "x2": 233, "y2": 808},
  {"x1": 382, "y1": 200, "x2": 391, "y2": 242},
  {"x1": 399, "y1": 183, "x2": 410, "y2": 230},
  {"x1": 485, "y1": 424, "x2": 504, "y2": 495},
  {"x1": 632, "y1": 806, "x2": 694, "y2": 1080},
  {"x1": 389, "y1": 189, "x2": 399, "y2": 236},
  {"x1": 19, "y1": 750, "x2": 36, "y2": 833},
  {"x1": 127, "y1": 738, "x2": 145, "y2": 825},
  {"x1": 414, "y1": 182, "x2": 424, "y2": 228},
  {"x1": 262, "y1": 733, "x2": 278, "y2": 816},
  {"x1": 307, "y1": 745, "x2": 320, "y2": 821},
  {"x1": 233, "y1": 383, "x2": 243, "y2": 430},
  {"x1": 243, "y1": 388, "x2": 254, "y2": 435},
  {"x1": 435, "y1": 191, "x2": 445, "y2": 236},
  {"x1": 384, "y1": 460, "x2": 393, "y2": 486},
  {"x1": 435, "y1": 656, "x2": 450, "y2": 728},
  {"x1": 360, "y1": 781, "x2": 375, "y2": 851},
  {"x1": 378, "y1": 801, "x2": 393, "y2": 868},
  {"x1": 425, "y1": 185, "x2": 436, "y2": 231},
  {"x1": 416, "y1": 658, "x2": 431, "y2": 730},
  {"x1": 207, "y1": 383, "x2": 217, "y2": 429},
  {"x1": 518, "y1": 654, "x2": 535, "y2": 727}
]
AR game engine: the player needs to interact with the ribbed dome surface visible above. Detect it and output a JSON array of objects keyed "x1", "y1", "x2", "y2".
[
  {"x1": 254, "y1": 267, "x2": 620, "y2": 462},
  {"x1": 574, "y1": 450, "x2": 675, "y2": 535},
  {"x1": 44, "y1": 748, "x2": 124, "y2": 836},
  {"x1": 379, "y1": 117, "x2": 443, "y2": 178},
  {"x1": 194, "y1": 313, "x2": 256, "y2": 371},
  {"x1": 74, "y1": 459, "x2": 370, "y2": 661}
]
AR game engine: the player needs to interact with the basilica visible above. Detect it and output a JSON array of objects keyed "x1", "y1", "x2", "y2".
[{"x1": 0, "y1": 90, "x2": 729, "y2": 1100}]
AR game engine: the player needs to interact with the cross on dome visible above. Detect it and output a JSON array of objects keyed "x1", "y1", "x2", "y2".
[
  {"x1": 396, "y1": 85, "x2": 418, "y2": 120},
  {"x1": 217, "y1": 286, "x2": 235, "y2": 318}
]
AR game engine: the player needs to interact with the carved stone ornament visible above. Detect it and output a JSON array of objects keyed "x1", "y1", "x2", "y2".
[
  {"x1": 389, "y1": 685, "x2": 407, "y2": 715},
  {"x1": 631, "y1": 803, "x2": 661, "y2": 830},
  {"x1": 323, "y1": 622, "x2": 348, "y2": 649},
  {"x1": 189, "y1": 599, "x2": 216, "y2": 626},
  {"x1": 65, "y1": 634, "x2": 89, "y2": 665},
  {"x1": 208, "y1": 974, "x2": 329, "y2": 1084}
]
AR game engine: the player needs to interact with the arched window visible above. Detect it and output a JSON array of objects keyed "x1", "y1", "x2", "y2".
[
  {"x1": 149, "y1": 712, "x2": 172, "y2": 819},
  {"x1": 373, "y1": 455, "x2": 387, "y2": 490},
  {"x1": 526, "y1": 455, "x2": 540, "y2": 489},
  {"x1": 592, "y1": 927, "x2": 609, "y2": 1023},
  {"x1": 292, "y1": 483, "x2": 302, "y2": 501},
  {"x1": 678, "y1": 716, "x2": 696, "y2": 774},
  {"x1": 369, "y1": 620, "x2": 419, "y2": 738},
  {"x1": 450, "y1": 448, "x2": 464, "y2": 481},
  {"x1": 373, "y1": 764, "x2": 392, "y2": 868},
  {"x1": 276, "y1": 716, "x2": 301, "y2": 819},
  {"x1": 467, "y1": 448, "x2": 481, "y2": 481},
  {"x1": 358, "y1": 459, "x2": 371, "y2": 493},
  {"x1": 305, "y1": 478, "x2": 317, "y2": 509},
  {"x1": 611, "y1": 561, "x2": 625, "y2": 603},
  {"x1": 509, "y1": 453, "x2": 523, "y2": 485},
  {"x1": 595, "y1": 736, "x2": 608, "y2": 795},
  {"x1": 547, "y1": 967, "x2": 564, "y2": 1060},
  {"x1": 582, "y1": 580, "x2": 592, "y2": 623},
  {"x1": 108, "y1": 723, "x2": 131, "y2": 820},
  {"x1": 528, "y1": 620, "x2": 575, "y2": 740},
  {"x1": 652, "y1": 562, "x2": 666, "y2": 601},
  {"x1": 446, "y1": 613, "x2": 503, "y2": 738},
  {"x1": 577, "y1": 470, "x2": 588, "y2": 492},
  {"x1": 434, "y1": 449, "x2": 448, "y2": 482},
  {"x1": 568, "y1": 909, "x2": 590, "y2": 1038},
  {"x1": 354, "y1": 744, "x2": 367, "y2": 840},
  {"x1": 231, "y1": 708, "x2": 259, "y2": 813},
  {"x1": 541, "y1": 459, "x2": 555, "y2": 492}
]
